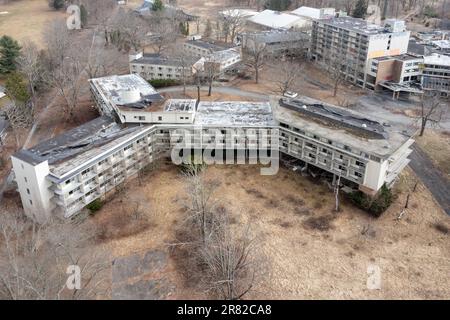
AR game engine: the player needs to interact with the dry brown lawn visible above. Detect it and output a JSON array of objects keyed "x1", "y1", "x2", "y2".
[
  {"x1": 93, "y1": 162, "x2": 450, "y2": 299},
  {"x1": 0, "y1": 0, "x2": 64, "y2": 47}
]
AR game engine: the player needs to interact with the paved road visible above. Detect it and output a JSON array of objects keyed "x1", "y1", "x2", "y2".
[{"x1": 409, "y1": 144, "x2": 450, "y2": 216}]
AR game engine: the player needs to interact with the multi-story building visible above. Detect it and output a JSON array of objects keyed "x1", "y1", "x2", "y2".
[
  {"x1": 89, "y1": 74, "x2": 195, "y2": 124},
  {"x1": 12, "y1": 74, "x2": 414, "y2": 222},
  {"x1": 183, "y1": 39, "x2": 237, "y2": 58},
  {"x1": 238, "y1": 30, "x2": 310, "y2": 57},
  {"x1": 273, "y1": 96, "x2": 414, "y2": 195},
  {"x1": 366, "y1": 53, "x2": 423, "y2": 97},
  {"x1": 129, "y1": 53, "x2": 193, "y2": 81},
  {"x1": 311, "y1": 17, "x2": 410, "y2": 89},
  {"x1": 421, "y1": 53, "x2": 450, "y2": 97}
]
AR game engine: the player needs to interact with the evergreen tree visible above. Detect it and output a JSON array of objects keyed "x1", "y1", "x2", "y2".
[
  {"x1": 152, "y1": 0, "x2": 164, "y2": 11},
  {"x1": 0, "y1": 36, "x2": 21, "y2": 75},
  {"x1": 80, "y1": 4, "x2": 88, "y2": 28},
  {"x1": 265, "y1": 0, "x2": 292, "y2": 11},
  {"x1": 48, "y1": 0, "x2": 66, "y2": 10},
  {"x1": 352, "y1": 0, "x2": 368, "y2": 19},
  {"x1": 5, "y1": 72, "x2": 30, "y2": 104}
]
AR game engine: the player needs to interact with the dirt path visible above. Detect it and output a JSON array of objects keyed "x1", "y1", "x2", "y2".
[{"x1": 409, "y1": 144, "x2": 450, "y2": 216}]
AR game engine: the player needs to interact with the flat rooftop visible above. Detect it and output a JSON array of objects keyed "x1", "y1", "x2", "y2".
[
  {"x1": 194, "y1": 101, "x2": 276, "y2": 127},
  {"x1": 317, "y1": 16, "x2": 403, "y2": 35},
  {"x1": 13, "y1": 116, "x2": 146, "y2": 178},
  {"x1": 424, "y1": 53, "x2": 450, "y2": 66},
  {"x1": 206, "y1": 48, "x2": 241, "y2": 63},
  {"x1": 242, "y1": 29, "x2": 309, "y2": 44},
  {"x1": 272, "y1": 96, "x2": 414, "y2": 159},
  {"x1": 90, "y1": 74, "x2": 164, "y2": 110},
  {"x1": 131, "y1": 53, "x2": 182, "y2": 66},
  {"x1": 248, "y1": 10, "x2": 303, "y2": 29},
  {"x1": 185, "y1": 39, "x2": 235, "y2": 51},
  {"x1": 374, "y1": 53, "x2": 422, "y2": 62}
]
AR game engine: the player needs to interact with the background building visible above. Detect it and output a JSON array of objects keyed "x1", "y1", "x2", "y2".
[
  {"x1": 129, "y1": 53, "x2": 193, "y2": 81},
  {"x1": 311, "y1": 17, "x2": 410, "y2": 89},
  {"x1": 422, "y1": 53, "x2": 450, "y2": 97},
  {"x1": 239, "y1": 30, "x2": 310, "y2": 57}
]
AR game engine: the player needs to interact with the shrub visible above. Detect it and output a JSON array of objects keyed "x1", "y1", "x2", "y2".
[
  {"x1": 148, "y1": 79, "x2": 179, "y2": 88},
  {"x1": 348, "y1": 184, "x2": 394, "y2": 217},
  {"x1": 48, "y1": 0, "x2": 66, "y2": 10},
  {"x1": 424, "y1": 5, "x2": 438, "y2": 18},
  {"x1": 86, "y1": 199, "x2": 103, "y2": 213}
]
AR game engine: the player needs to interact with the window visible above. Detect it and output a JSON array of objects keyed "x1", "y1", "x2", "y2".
[
  {"x1": 158, "y1": 116, "x2": 163, "y2": 121},
  {"x1": 24, "y1": 177, "x2": 27, "y2": 183},
  {"x1": 26, "y1": 188, "x2": 30, "y2": 195},
  {"x1": 29, "y1": 200, "x2": 33, "y2": 205}
]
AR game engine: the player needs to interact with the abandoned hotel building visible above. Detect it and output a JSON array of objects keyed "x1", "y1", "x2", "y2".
[
  {"x1": 311, "y1": 17, "x2": 411, "y2": 90},
  {"x1": 11, "y1": 74, "x2": 414, "y2": 222}
]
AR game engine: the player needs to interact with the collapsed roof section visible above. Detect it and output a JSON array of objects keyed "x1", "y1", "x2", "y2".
[{"x1": 273, "y1": 96, "x2": 415, "y2": 159}]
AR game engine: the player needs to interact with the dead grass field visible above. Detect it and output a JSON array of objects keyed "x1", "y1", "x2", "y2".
[
  {"x1": 92, "y1": 162, "x2": 450, "y2": 299},
  {"x1": 415, "y1": 130, "x2": 450, "y2": 180},
  {"x1": 0, "y1": 0, "x2": 63, "y2": 47}
]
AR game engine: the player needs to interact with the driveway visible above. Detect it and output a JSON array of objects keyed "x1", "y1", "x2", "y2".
[{"x1": 409, "y1": 144, "x2": 450, "y2": 216}]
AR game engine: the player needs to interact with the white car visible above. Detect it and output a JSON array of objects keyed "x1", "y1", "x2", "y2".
[{"x1": 283, "y1": 91, "x2": 298, "y2": 98}]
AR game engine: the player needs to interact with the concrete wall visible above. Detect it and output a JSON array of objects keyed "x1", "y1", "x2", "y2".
[{"x1": 11, "y1": 157, "x2": 53, "y2": 223}]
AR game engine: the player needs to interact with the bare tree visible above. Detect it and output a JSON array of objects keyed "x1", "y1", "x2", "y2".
[
  {"x1": 0, "y1": 208, "x2": 109, "y2": 300},
  {"x1": 44, "y1": 19, "x2": 72, "y2": 70},
  {"x1": 109, "y1": 9, "x2": 148, "y2": 52},
  {"x1": 418, "y1": 93, "x2": 445, "y2": 136},
  {"x1": 219, "y1": 10, "x2": 246, "y2": 43},
  {"x1": 204, "y1": 60, "x2": 221, "y2": 96},
  {"x1": 326, "y1": 53, "x2": 347, "y2": 97},
  {"x1": 183, "y1": 164, "x2": 220, "y2": 244},
  {"x1": 17, "y1": 41, "x2": 44, "y2": 108},
  {"x1": 4, "y1": 102, "x2": 33, "y2": 150},
  {"x1": 145, "y1": 16, "x2": 177, "y2": 54},
  {"x1": 245, "y1": 42, "x2": 266, "y2": 84},
  {"x1": 274, "y1": 59, "x2": 303, "y2": 95},
  {"x1": 173, "y1": 46, "x2": 195, "y2": 96},
  {"x1": 201, "y1": 220, "x2": 258, "y2": 300}
]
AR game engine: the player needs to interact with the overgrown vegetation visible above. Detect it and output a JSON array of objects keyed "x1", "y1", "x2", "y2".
[
  {"x1": 423, "y1": 5, "x2": 438, "y2": 18},
  {"x1": 348, "y1": 184, "x2": 394, "y2": 217},
  {"x1": 0, "y1": 35, "x2": 21, "y2": 75},
  {"x1": 86, "y1": 198, "x2": 103, "y2": 213},
  {"x1": 264, "y1": 0, "x2": 291, "y2": 11},
  {"x1": 351, "y1": 0, "x2": 368, "y2": 19},
  {"x1": 149, "y1": 79, "x2": 180, "y2": 88},
  {"x1": 170, "y1": 165, "x2": 262, "y2": 300}
]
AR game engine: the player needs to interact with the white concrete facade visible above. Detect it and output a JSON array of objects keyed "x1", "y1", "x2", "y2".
[
  {"x1": 311, "y1": 17, "x2": 410, "y2": 89},
  {"x1": 12, "y1": 76, "x2": 415, "y2": 222}
]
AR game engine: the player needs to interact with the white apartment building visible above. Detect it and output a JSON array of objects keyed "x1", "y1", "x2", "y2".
[
  {"x1": 12, "y1": 74, "x2": 414, "y2": 222},
  {"x1": 422, "y1": 53, "x2": 450, "y2": 97},
  {"x1": 183, "y1": 39, "x2": 237, "y2": 58},
  {"x1": 89, "y1": 74, "x2": 195, "y2": 124},
  {"x1": 239, "y1": 30, "x2": 310, "y2": 57},
  {"x1": 311, "y1": 17, "x2": 410, "y2": 89},
  {"x1": 273, "y1": 96, "x2": 414, "y2": 194},
  {"x1": 129, "y1": 53, "x2": 192, "y2": 81}
]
